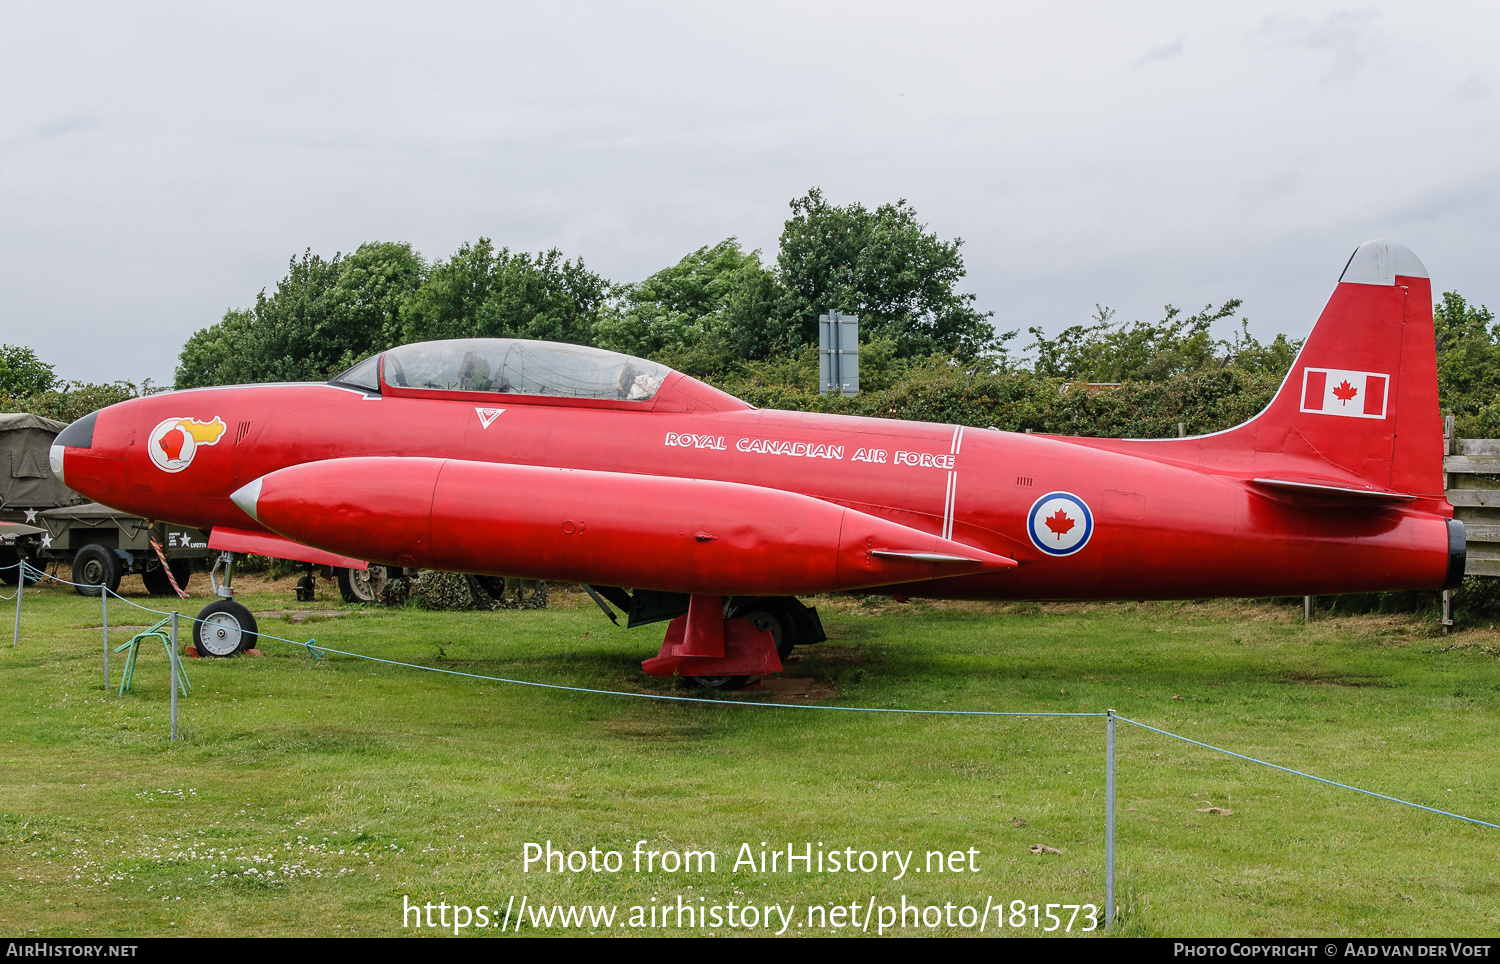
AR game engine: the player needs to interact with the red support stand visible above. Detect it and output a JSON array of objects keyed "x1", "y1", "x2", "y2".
[{"x1": 641, "y1": 594, "x2": 782, "y2": 679}]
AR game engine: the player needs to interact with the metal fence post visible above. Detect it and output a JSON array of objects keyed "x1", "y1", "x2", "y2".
[
  {"x1": 102, "y1": 589, "x2": 110, "y2": 692},
  {"x1": 11, "y1": 561, "x2": 23, "y2": 647},
  {"x1": 170, "y1": 612, "x2": 179, "y2": 741},
  {"x1": 1105, "y1": 708, "x2": 1116, "y2": 929}
]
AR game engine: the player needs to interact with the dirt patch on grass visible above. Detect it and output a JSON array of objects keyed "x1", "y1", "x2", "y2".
[
  {"x1": 254, "y1": 610, "x2": 352, "y2": 623},
  {"x1": 1280, "y1": 670, "x2": 1388, "y2": 687},
  {"x1": 757, "y1": 676, "x2": 837, "y2": 701}
]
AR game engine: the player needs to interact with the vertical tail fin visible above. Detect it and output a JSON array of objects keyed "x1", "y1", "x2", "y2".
[
  {"x1": 1179, "y1": 240, "x2": 1442, "y2": 497},
  {"x1": 1256, "y1": 240, "x2": 1439, "y2": 495}
]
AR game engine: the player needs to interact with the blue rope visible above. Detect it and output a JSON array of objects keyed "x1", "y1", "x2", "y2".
[
  {"x1": 0, "y1": 558, "x2": 22, "y2": 598},
  {"x1": 252, "y1": 637, "x2": 1108, "y2": 716},
  {"x1": 1116, "y1": 715, "x2": 1500, "y2": 831},
  {"x1": 22, "y1": 563, "x2": 1500, "y2": 828},
  {"x1": 31, "y1": 565, "x2": 1103, "y2": 717}
]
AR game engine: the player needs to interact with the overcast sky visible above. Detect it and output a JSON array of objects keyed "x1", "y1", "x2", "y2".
[{"x1": 3, "y1": 2, "x2": 1497, "y2": 385}]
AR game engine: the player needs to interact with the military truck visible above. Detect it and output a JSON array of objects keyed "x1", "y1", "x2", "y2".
[{"x1": 0, "y1": 413, "x2": 210, "y2": 595}]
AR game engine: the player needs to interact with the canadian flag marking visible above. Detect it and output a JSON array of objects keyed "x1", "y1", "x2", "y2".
[{"x1": 1299, "y1": 368, "x2": 1389, "y2": 420}]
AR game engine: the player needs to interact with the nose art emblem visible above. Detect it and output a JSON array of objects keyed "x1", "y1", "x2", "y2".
[{"x1": 147, "y1": 416, "x2": 228, "y2": 473}]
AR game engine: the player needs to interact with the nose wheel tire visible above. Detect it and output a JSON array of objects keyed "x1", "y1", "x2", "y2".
[{"x1": 194, "y1": 599, "x2": 258, "y2": 657}]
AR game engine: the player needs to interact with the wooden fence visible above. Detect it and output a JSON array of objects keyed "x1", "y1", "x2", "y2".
[
  {"x1": 1440, "y1": 415, "x2": 1500, "y2": 629},
  {"x1": 1445, "y1": 416, "x2": 1500, "y2": 578}
]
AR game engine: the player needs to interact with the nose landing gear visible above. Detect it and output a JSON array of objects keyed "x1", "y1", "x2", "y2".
[{"x1": 193, "y1": 551, "x2": 258, "y2": 657}]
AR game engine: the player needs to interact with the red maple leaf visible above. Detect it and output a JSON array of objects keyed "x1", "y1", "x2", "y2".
[
  {"x1": 1332, "y1": 380, "x2": 1358, "y2": 405},
  {"x1": 1044, "y1": 509, "x2": 1076, "y2": 540}
]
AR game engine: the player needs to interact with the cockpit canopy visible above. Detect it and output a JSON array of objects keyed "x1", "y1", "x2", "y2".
[{"x1": 331, "y1": 339, "x2": 673, "y2": 402}]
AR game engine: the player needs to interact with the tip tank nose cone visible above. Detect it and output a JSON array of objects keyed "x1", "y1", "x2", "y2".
[{"x1": 230, "y1": 478, "x2": 263, "y2": 523}]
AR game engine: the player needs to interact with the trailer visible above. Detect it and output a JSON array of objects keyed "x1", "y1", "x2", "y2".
[{"x1": 0, "y1": 413, "x2": 210, "y2": 594}]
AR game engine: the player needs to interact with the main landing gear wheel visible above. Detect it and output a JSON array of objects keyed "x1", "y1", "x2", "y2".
[
  {"x1": 689, "y1": 674, "x2": 752, "y2": 691},
  {"x1": 73, "y1": 545, "x2": 121, "y2": 597},
  {"x1": 195, "y1": 599, "x2": 258, "y2": 657},
  {"x1": 682, "y1": 610, "x2": 781, "y2": 688},
  {"x1": 142, "y1": 559, "x2": 192, "y2": 597},
  {"x1": 735, "y1": 603, "x2": 796, "y2": 661},
  {"x1": 336, "y1": 565, "x2": 388, "y2": 604}
]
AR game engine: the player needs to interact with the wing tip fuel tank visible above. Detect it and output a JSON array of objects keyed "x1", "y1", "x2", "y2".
[{"x1": 230, "y1": 478, "x2": 263, "y2": 523}]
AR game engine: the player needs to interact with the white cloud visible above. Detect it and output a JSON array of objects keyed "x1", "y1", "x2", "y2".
[
  {"x1": 1135, "y1": 38, "x2": 1185, "y2": 66},
  {"x1": 1, "y1": 2, "x2": 1498, "y2": 383}
]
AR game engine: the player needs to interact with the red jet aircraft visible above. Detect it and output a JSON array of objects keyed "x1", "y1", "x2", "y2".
[{"x1": 51, "y1": 240, "x2": 1462, "y2": 685}]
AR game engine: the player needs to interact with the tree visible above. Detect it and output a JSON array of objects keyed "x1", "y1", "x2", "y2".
[
  {"x1": 174, "y1": 308, "x2": 255, "y2": 389},
  {"x1": 593, "y1": 239, "x2": 783, "y2": 371},
  {"x1": 1434, "y1": 291, "x2": 1500, "y2": 436},
  {"x1": 1027, "y1": 300, "x2": 1249, "y2": 382},
  {"x1": 174, "y1": 242, "x2": 424, "y2": 389},
  {"x1": 1435, "y1": 291, "x2": 1500, "y2": 412},
  {"x1": 397, "y1": 239, "x2": 609, "y2": 347},
  {"x1": 0, "y1": 380, "x2": 146, "y2": 423},
  {"x1": 774, "y1": 188, "x2": 1002, "y2": 360},
  {"x1": 0, "y1": 345, "x2": 57, "y2": 397}
]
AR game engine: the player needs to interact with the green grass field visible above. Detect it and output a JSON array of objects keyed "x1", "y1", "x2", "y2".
[{"x1": 1, "y1": 572, "x2": 1497, "y2": 938}]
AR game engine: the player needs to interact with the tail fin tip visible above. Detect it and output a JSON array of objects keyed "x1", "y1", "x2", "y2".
[{"x1": 1339, "y1": 239, "x2": 1428, "y2": 286}]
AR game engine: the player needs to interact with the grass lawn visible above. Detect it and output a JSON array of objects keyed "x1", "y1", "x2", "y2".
[{"x1": 1, "y1": 570, "x2": 1497, "y2": 938}]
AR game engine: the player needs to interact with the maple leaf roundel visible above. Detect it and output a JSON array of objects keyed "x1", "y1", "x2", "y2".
[{"x1": 1026, "y1": 492, "x2": 1094, "y2": 556}]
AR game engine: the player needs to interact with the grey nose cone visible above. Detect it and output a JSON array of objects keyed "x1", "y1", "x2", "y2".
[
  {"x1": 1339, "y1": 240, "x2": 1428, "y2": 286},
  {"x1": 230, "y1": 478, "x2": 263, "y2": 523},
  {"x1": 49, "y1": 444, "x2": 65, "y2": 486}
]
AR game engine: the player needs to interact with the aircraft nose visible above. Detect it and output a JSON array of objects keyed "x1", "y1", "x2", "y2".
[{"x1": 49, "y1": 410, "x2": 99, "y2": 487}]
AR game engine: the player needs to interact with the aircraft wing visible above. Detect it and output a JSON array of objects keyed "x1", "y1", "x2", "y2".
[
  {"x1": 229, "y1": 457, "x2": 1016, "y2": 597},
  {"x1": 207, "y1": 526, "x2": 370, "y2": 570}
]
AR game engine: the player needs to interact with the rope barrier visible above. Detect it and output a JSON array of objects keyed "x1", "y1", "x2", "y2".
[
  {"x1": 23, "y1": 564, "x2": 1106, "y2": 717},
  {"x1": 1115, "y1": 715, "x2": 1500, "y2": 831},
  {"x1": 148, "y1": 537, "x2": 190, "y2": 599},
  {"x1": 16, "y1": 562, "x2": 1498, "y2": 830},
  {"x1": 0, "y1": 558, "x2": 21, "y2": 599}
]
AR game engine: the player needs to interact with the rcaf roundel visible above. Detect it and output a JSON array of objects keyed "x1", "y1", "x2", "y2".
[{"x1": 1027, "y1": 492, "x2": 1093, "y2": 556}]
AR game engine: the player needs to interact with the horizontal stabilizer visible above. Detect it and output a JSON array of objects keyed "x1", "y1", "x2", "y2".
[{"x1": 1250, "y1": 478, "x2": 1416, "y2": 503}]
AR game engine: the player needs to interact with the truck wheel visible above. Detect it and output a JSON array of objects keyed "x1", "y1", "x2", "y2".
[
  {"x1": 195, "y1": 599, "x2": 258, "y2": 657},
  {"x1": 336, "y1": 566, "x2": 387, "y2": 604},
  {"x1": 73, "y1": 545, "x2": 122, "y2": 597},
  {"x1": 142, "y1": 560, "x2": 192, "y2": 596},
  {"x1": 0, "y1": 547, "x2": 39, "y2": 587}
]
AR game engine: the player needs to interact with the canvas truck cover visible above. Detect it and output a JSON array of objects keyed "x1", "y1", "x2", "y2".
[{"x1": 0, "y1": 413, "x2": 86, "y2": 509}]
